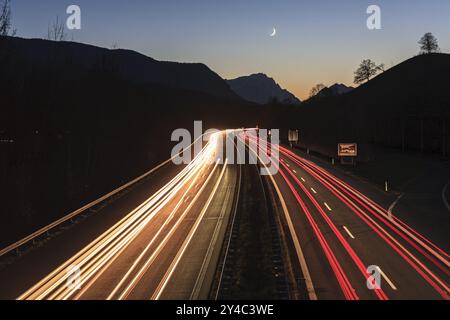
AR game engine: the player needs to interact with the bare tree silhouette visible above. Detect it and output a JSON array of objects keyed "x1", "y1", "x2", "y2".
[
  {"x1": 418, "y1": 32, "x2": 440, "y2": 54},
  {"x1": 354, "y1": 59, "x2": 384, "y2": 84},
  {"x1": 47, "y1": 16, "x2": 67, "y2": 41},
  {"x1": 0, "y1": 0, "x2": 16, "y2": 36},
  {"x1": 309, "y1": 83, "x2": 326, "y2": 98}
]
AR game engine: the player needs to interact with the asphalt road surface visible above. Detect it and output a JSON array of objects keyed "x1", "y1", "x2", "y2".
[
  {"x1": 0, "y1": 129, "x2": 448, "y2": 300},
  {"x1": 0, "y1": 132, "x2": 239, "y2": 300},
  {"x1": 244, "y1": 133, "x2": 449, "y2": 300}
]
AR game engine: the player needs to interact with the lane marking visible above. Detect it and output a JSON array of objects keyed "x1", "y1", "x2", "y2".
[
  {"x1": 293, "y1": 169, "x2": 297, "y2": 174},
  {"x1": 286, "y1": 163, "x2": 290, "y2": 167},
  {"x1": 343, "y1": 226, "x2": 355, "y2": 239},
  {"x1": 324, "y1": 202, "x2": 332, "y2": 211},
  {"x1": 310, "y1": 187, "x2": 317, "y2": 194},
  {"x1": 442, "y1": 182, "x2": 450, "y2": 211},
  {"x1": 301, "y1": 177, "x2": 306, "y2": 182},
  {"x1": 376, "y1": 266, "x2": 397, "y2": 290},
  {"x1": 387, "y1": 193, "x2": 404, "y2": 219}
]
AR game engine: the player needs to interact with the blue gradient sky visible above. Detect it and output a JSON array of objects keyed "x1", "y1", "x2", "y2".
[{"x1": 10, "y1": 0, "x2": 450, "y2": 99}]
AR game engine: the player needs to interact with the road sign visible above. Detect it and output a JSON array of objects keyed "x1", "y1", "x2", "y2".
[
  {"x1": 338, "y1": 143, "x2": 357, "y2": 157},
  {"x1": 288, "y1": 130, "x2": 299, "y2": 143}
]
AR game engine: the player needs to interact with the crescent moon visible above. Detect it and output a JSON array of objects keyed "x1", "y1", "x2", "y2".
[{"x1": 270, "y1": 27, "x2": 276, "y2": 37}]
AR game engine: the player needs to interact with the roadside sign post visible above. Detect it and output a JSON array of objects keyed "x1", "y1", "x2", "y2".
[
  {"x1": 288, "y1": 130, "x2": 299, "y2": 148},
  {"x1": 338, "y1": 143, "x2": 357, "y2": 165}
]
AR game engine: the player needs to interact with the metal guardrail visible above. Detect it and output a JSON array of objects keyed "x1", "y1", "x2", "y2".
[{"x1": 0, "y1": 158, "x2": 173, "y2": 258}]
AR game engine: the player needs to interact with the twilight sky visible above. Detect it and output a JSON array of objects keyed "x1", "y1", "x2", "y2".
[{"x1": 10, "y1": 0, "x2": 450, "y2": 99}]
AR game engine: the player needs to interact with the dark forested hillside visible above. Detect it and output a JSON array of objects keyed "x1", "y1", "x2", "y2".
[
  {"x1": 286, "y1": 53, "x2": 450, "y2": 159},
  {"x1": 2, "y1": 37, "x2": 240, "y2": 99}
]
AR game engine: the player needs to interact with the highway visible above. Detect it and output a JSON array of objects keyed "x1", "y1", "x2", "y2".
[
  {"x1": 0, "y1": 131, "x2": 240, "y2": 300},
  {"x1": 0, "y1": 129, "x2": 448, "y2": 300},
  {"x1": 243, "y1": 132, "x2": 449, "y2": 300}
]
